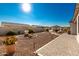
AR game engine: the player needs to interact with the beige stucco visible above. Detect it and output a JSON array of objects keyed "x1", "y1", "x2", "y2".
[
  {"x1": 70, "y1": 4, "x2": 79, "y2": 35},
  {"x1": 70, "y1": 23, "x2": 77, "y2": 35},
  {"x1": 0, "y1": 22, "x2": 45, "y2": 35}
]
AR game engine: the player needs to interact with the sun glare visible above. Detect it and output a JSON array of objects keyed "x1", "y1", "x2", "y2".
[{"x1": 21, "y1": 3, "x2": 31, "y2": 13}]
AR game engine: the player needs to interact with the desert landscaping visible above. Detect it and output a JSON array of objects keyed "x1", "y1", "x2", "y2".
[
  {"x1": 0, "y1": 31, "x2": 58, "y2": 56},
  {"x1": 0, "y1": 3, "x2": 78, "y2": 56}
]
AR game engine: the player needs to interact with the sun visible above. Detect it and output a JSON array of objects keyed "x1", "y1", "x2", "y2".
[{"x1": 21, "y1": 3, "x2": 31, "y2": 13}]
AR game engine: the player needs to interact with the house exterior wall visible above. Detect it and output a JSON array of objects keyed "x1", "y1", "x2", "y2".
[
  {"x1": 0, "y1": 22, "x2": 30, "y2": 35},
  {"x1": 70, "y1": 4, "x2": 79, "y2": 35},
  {"x1": 0, "y1": 27, "x2": 26, "y2": 35},
  {"x1": 0, "y1": 22, "x2": 45, "y2": 35},
  {"x1": 70, "y1": 23, "x2": 77, "y2": 35},
  {"x1": 78, "y1": 16, "x2": 79, "y2": 33},
  {"x1": 76, "y1": 13, "x2": 79, "y2": 34},
  {"x1": 0, "y1": 27, "x2": 9, "y2": 35}
]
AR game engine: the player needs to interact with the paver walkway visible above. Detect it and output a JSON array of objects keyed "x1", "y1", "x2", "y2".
[{"x1": 36, "y1": 33, "x2": 79, "y2": 56}]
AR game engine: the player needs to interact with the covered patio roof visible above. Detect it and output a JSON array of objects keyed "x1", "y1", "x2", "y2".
[{"x1": 70, "y1": 4, "x2": 79, "y2": 24}]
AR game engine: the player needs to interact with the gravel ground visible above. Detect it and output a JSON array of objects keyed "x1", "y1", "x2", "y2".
[{"x1": 0, "y1": 32, "x2": 58, "y2": 56}]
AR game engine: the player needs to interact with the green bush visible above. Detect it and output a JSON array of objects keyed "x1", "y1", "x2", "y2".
[
  {"x1": 6, "y1": 31, "x2": 17, "y2": 36},
  {"x1": 28, "y1": 29, "x2": 34, "y2": 34}
]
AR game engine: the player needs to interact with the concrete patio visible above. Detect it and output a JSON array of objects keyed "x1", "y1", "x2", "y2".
[{"x1": 36, "y1": 33, "x2": 78, "y2": 56}]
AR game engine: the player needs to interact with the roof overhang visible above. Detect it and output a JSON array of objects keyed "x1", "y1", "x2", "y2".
[{"x1": 70, "y1": 4, "x2": 79, "y2": 24}]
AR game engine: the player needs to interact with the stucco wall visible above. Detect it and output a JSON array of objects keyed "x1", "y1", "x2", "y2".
[
  {"x1": 0, "y1": 27, "x2": 26, "y2": 35},
  {"x1": 70, "y1": 23, "x2": 77, "y2": 35}
]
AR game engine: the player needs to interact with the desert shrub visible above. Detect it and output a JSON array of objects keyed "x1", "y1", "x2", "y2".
[
  {"x1": 18, "y1": 31, "x2": 21, "y2": 34},
  {"x1": 63, "y1": 29, "x2": 68, "y2": 33},
  {"x1": 67, "y1": 30, "x2": 71, "y2": 34},
  {"x1": 54, "y1": 29, "x2": 59, "y2": 32},
  {"x1": 28, "y1": 34, "x2": 32, "y2": 38},
  {"x1": 6, "y1": 31, "x2": 17, "y2": 36},
  {"x1": 3, "y1": 36, "x2": 17, "y2": 45},
  {"x1": 45, "y1": 29, "x2": 49, "y2": 32},
  {"x1": 28, "y1": 29, "x2": 34, "y2": 34},
  {"x1": 24, "y1": 34, "x2": 29, "y2": 37}
]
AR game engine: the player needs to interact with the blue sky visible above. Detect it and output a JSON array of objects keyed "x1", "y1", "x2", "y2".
[{"x1": 0, "y1": 3, "x2": 76, "y2": 26}]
